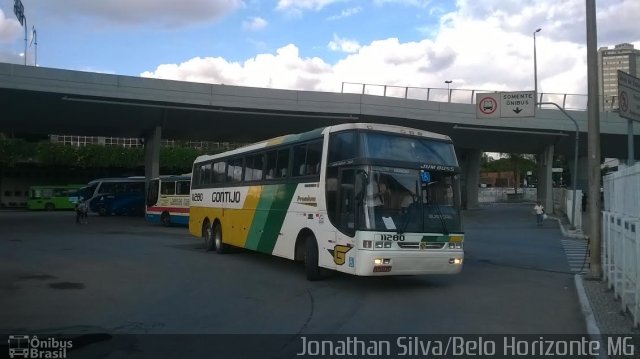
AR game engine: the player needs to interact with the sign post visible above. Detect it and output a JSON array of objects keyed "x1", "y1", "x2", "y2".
[
  {"x1": 618, "y1": 70, "x2": 640, "y2": 165},
  {"x1": 13, "y1": 0, "x2": 26, "y2": 65}
]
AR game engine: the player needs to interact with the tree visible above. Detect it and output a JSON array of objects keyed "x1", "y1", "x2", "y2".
[{"x1": 502, "y1": 153, "x2": 536, "y2": 194}]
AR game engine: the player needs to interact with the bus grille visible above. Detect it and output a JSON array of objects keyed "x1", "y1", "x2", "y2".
[{"x1": 397, "y1": 242, "x2": 446, "y2": 249}]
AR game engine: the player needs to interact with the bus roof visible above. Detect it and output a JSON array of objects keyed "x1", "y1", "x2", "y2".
[
  {"x1": 154, "y1": 175, "x2": 191, "y2": 181},
  {"x1": 193, "y1": 123, "x2": 451, "y2": 164},
  {"x1": 87, "y1": 176, "x2": 146, "y2": 185}
]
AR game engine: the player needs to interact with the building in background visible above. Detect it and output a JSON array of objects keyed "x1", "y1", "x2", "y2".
[{"x1": 598, "y1": 43, "x2": 640, "y2": 110}]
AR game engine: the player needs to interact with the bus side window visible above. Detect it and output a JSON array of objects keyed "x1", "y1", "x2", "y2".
[
  {"x1": 161, "y1": 181, "x2": 176, "y2": 195},
  {"x1": 306, "y1": 140, "x2": 322, "y2": 175},
  {"x1": 277, "y1": 148, "x2": 290, "y2": 178},
  {"x1": 177, "y1": 181, "x2": 190, "y2": 195},
  {"x1": 266, "y1": 150, "x2": 277, "y2": 180},
  {"x1": 213, "y1": 162, "x2": 226, "y2": 184},
  {"x1": 292, "y1": 144, "x2": 307, "y2": 177}
]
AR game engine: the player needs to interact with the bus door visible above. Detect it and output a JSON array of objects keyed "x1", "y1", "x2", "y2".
[{"x1": 330, "y1": 168, "x2": 361, "y2": 274}]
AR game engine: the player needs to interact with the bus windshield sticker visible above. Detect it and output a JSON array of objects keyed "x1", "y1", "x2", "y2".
[{"x1": 420, "y1": 171, "x2": 431, "y2": 183}]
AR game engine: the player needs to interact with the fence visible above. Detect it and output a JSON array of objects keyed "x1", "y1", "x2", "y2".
[
  {"x1": 602, "y1": 163, "x2": 640, "y2": 328},
  {"x1": 341, "y1": 82, "x2": 621, "y2": 111},
  {"x1": 478, "y1": 187, "x2": 537, "y2": 203}
]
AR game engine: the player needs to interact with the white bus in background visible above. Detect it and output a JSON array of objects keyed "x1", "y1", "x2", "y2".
[
  {"x1": 189, "y1": 123, "x2": 464, "y2": 280},
  {"x1": 145, "y1": 174, "x2": 191, "y2": 226}
]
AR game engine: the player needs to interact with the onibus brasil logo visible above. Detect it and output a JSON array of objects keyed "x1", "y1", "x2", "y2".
[{"x1": 8, "y1": 335, "x2": 73, "y2": 358}]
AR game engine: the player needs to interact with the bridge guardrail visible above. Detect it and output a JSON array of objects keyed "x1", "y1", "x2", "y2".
[{"x1": 341, "y1": 82, "x2": 620, "y2": 112}]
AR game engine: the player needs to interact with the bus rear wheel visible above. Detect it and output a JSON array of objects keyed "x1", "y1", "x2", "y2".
[
  {"x1": 44, "y1": 203, "x2": 55, "y2": 211},
  {"x1": 305, "y1": 236, "x2": 323, "y2": 281},
  {"x1": 213, "y1": 222, "x2": 229, "y2": 254},
  {"x1": 203, "y1": 221, "x2": 214, "y2": 251},
  {"x1": 160, "y1": 212, "x2": 171, "y2": 226}
]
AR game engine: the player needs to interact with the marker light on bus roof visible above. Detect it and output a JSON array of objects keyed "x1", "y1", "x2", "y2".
[{"x1": 363, "y1": 240, "x2": 372, "y2": 249}]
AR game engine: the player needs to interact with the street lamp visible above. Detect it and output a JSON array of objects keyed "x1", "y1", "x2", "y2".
[
  {"x1": 533, "y1": 28, "x2": 542, "y2": 104},
  {"x1": 444, "y1": 80, "x2": 453, "y2": 102}
]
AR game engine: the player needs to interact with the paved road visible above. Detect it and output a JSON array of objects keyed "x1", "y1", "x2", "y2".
[{"x1": 0, "y1": 205, "x2": 587, "y2": 357}]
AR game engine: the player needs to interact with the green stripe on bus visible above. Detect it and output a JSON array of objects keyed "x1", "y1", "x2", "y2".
[
  {"x1": 245, "y1": 185, "x2": 278, "y2": 251},
  {"x1": 255, "y1": 183, "x2": 298, "y2": 254}
]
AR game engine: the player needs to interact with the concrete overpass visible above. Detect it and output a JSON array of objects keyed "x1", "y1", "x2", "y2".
[{"x1": 1, "y1": 62, "x2": 638, "y2": 211}]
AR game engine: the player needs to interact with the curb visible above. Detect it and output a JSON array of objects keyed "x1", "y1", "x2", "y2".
[
  {"x1": 548, "y1": 215, "x2": 588, "y2": 239},
  {"x1": 574, "y1": 274, "x2": 608, "y2": 359}
]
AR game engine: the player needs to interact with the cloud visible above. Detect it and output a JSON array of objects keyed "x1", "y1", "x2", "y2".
[
  {"x1": 141, "y1": 0, "x2": 639, "y2": 98},
  {"x1": 276, "y1": 0, "x2": 342, "y2": 12},
  {"x1": 326, "y1": 7, "x2": 362, "y2": 21},
  {"x1": 0, "y1": 9, "x2": 22, "y2": 43},
  {"x1": 38, "y1": 0, "x2": 245, "y2": 27},
  {"x1": 242, "y1": 16, "x2": 268, "y2": 31},
  {"x1": 141, "y1": 44, "x2": 333, "y2": 90},
  {"x1": 373, "y1": 0, "x2": 431, "y2": 8},
  {"x1": 327, "y1": 34, "x2": 361, "y2": 53}
]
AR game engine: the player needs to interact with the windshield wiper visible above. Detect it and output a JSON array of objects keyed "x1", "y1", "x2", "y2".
[{"x1": 429, "y1": 202, "x2": 449, "y2": 235}]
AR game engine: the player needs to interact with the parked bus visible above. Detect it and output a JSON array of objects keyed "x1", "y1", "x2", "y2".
[
  {"x1": 77, "y1": 177, "x2": 146, "y2": 216},
  {"x1": 27, "y1": 184, "x2": 84, "y2": 210},
  {"x1": 146, "y1": 175, "x2": 191, "y2": 226},
  {"x1": 189, "y1": 123, "x2": 464, "y2": 280}
]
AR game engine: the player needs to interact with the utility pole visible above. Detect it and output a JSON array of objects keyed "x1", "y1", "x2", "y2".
[{"x1": 586, "y1": 0, "x2": 602, "y2": 279}]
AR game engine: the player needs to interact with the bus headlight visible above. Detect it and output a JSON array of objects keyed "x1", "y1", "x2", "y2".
[
  {"x1": 449, "y1": 258, "x2": 463, "y2": 265},
  {"x1": 374, "y1": 258, "x2": 383, "y2": 265}
]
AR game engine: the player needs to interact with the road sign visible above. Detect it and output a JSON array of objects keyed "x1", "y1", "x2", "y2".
[
  {"x1": 13, "y1": 0, "x2": 24, "y2": 26},
  {"x1": 476, "y1": 91, "x2": 536, "y2": 119},
  {"x1": 618, "y1": 70, "x2": 640, "y2": 122},
  {"x1": 476, "y1": 94, "x2": 499, "y2": 118}
]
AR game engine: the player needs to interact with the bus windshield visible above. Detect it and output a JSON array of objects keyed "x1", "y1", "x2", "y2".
[{"x1": 358, "y1": 167, "x2": 462, "y2": 234}]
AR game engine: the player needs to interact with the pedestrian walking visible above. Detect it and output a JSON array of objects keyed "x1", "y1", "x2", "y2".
[
  {"x1": 75, "y1": 197, "x2": 88, "y2": 224},
  {"x1": 533, "y1": 201, "x2": 545, "y2": 226}
]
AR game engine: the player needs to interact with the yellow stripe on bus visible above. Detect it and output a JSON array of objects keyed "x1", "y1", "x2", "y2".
[{"x1": 189, "y1": 186, "x2": 264, "y2": 249}]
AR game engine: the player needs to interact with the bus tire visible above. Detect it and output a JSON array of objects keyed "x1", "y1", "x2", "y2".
[
  {"x1": 213, "y1": 222, "x2": 229, "y2": 254},
  {"x1": 304, "y1": 236, "x2": 322, "y2": 281},
  {"x1": 160, "y1": 212, "x2": 171, "y2": 226},
  {"x1": 44, "y1": 203, "x2": 55, "y2": 211},
  {"x1": 203, "y1": 221, "x2": 214, "y2": 251}
]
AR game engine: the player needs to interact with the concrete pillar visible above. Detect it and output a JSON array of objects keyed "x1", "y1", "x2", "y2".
[
  {"x1": 144, "y1": 125, "x2": 161, "y2": 193},
  {"x1": 458, "y1": 149, "x2": 482, "y2": 210},
  {"x1": 537, "y1": 144, "x2": 554, "y2": 214}
]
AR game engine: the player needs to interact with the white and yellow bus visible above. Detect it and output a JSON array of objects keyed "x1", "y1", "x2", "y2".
[{"x1": 189, "y1": 123, "x2": 464, "y2": 280}]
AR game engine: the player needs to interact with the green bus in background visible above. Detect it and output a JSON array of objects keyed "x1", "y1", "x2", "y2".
[{"x1": 27, "y1": 185, "x2": 84, "y2": 210}]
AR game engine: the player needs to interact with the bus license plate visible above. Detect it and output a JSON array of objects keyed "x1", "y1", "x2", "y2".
[{"x1": 373, "y1": 266, "x2": 392, "y2": 273}]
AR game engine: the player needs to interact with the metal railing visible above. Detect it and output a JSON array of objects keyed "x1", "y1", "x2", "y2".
[
  {"x1": 602, "y1": 163, "x2": 640, "y2": 328},
  {"x1": 340, "y1": 82, "x2": 620, "y2": 111}
]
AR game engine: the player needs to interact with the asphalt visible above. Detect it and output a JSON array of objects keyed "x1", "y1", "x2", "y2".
[{"x1": 553, "y1": 209, "x2": 640, "y2": 336}]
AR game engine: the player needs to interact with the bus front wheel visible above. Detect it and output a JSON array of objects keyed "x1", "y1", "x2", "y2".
[
  {"x1": 305, "y1": 236, "x2": 322, "y2": 281},
  {"x1": 203, "y1": 221, "x2": 214, "y2": 251}
]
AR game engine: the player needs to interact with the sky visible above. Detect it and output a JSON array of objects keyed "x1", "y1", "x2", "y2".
[{"x1": 0, "y1": 0, "x2": 639, "y2": 98}]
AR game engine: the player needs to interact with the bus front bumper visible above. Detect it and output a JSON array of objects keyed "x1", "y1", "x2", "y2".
[{"x1": 355, "y1": 250, "x2": 464, "y2": 276}]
